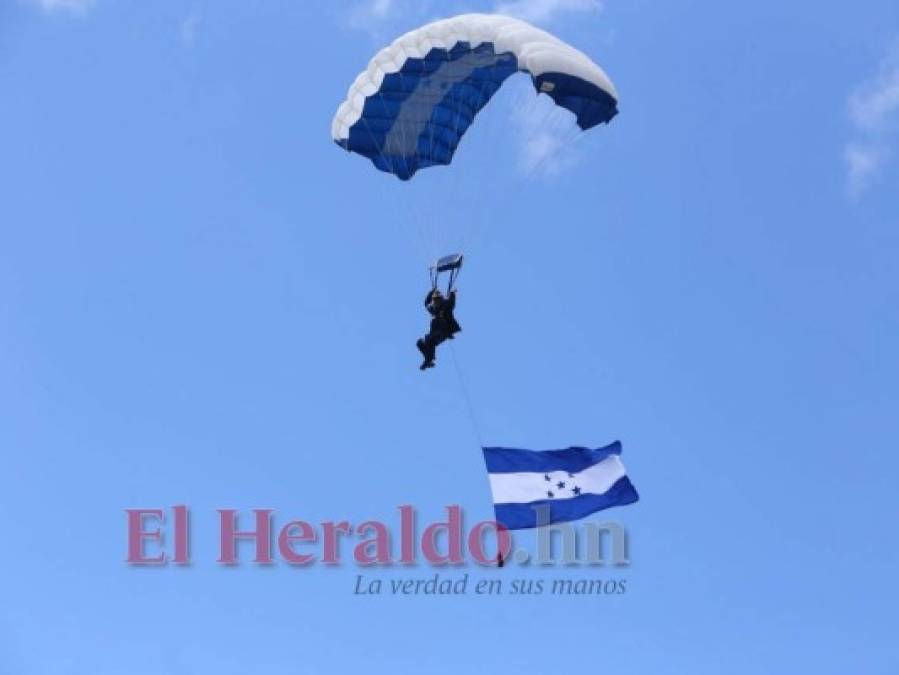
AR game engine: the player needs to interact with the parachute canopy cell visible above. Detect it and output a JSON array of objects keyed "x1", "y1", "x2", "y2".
[{"x1": 331, "y1": 13, "x2": 619, "y2": 180}]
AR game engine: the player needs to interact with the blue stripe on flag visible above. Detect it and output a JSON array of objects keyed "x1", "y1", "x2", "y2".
[{"x1": 483, "y1": 441, "x2": 622, "y2": 474}]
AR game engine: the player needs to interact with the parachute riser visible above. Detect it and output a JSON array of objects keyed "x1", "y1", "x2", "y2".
[{"x1": 429, "y1": 268, "x2": 460, "y2": 295}]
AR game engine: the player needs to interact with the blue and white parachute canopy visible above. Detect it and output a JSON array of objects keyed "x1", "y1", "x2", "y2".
[{"x1": 331, "y1": 13, "x2": 619, "y2": 180}]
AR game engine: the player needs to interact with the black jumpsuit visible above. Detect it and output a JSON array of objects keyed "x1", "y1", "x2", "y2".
[{"x1": 417, "y1": 290, "x2": 461, "y2": 367}]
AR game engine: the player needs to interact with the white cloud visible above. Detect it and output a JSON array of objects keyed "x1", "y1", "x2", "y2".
[
  {"x1": 845, "y1": 143, "x2": 888, "y2": 198},
  {"x1": 509, "y1": 77, "x2": 583, "y2": 176},
  {"x1": 28, "y1": 0, "x2": 94, "y2": 13},
  {"x1": 849, "y1": 49, "x2": 899, "y2": 132},
  {"x1": 180, "y1": 9, "x2": 201, "y2": 47},
  {"x1": 494, "y1": 0, "x2": 602, "y2": 24},
  {"x1": 343, "y1": 0, "x2": 602, "y2": 42},
  {"x1": 520, "y1": 130, "x2": 579, "y2": 174},
  {"x1": 845, "y1": 43, "x2": 899, "y2": 198},
  {"x1": 369, "y1": 0, "x2": 394, "y2": 19},
  {"x1": 344, "y1": 0, "x2": 428, "y2": 41}
]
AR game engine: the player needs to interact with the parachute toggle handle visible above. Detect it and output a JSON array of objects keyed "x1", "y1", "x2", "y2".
[{"x1": 430, "y1": 253, "x2": 464, "y2": 294}]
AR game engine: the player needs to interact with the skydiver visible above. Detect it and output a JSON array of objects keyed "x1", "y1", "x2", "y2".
[{"x1": 416, "y1": 288, "x2": 461, "y2": 370}]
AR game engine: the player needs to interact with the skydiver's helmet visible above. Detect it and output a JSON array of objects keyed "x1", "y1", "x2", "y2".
[{"x1": 428, "y1": 289, "x2": 443, "y2": 312}]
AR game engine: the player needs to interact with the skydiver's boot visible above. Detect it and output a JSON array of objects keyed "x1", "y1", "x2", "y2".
[{"x1": 417, "y1": 338, "x2": 432, "y2": 370}]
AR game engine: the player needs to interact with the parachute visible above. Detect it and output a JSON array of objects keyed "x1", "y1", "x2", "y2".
[{"x1": 331, "y1": 13, "x2": 619, "y2": 180}]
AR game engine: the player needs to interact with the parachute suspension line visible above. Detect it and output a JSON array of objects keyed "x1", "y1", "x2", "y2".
[
  {"x1": 435, "y1": 47, "x2": 459, "y2": 258},
  {"x1": 442, "y1": 49, "x2": 492, "y2": 255},
  {"x1": 403, "y1": 185, "x2": 431, "y2": 265},
  {"x1": 466, "y1": 69, "x2": 501, "y2": 255},
  {"x1": 448, "y1": 342, "x2": 485, "y2": 449},
  {"x1": 393, "y1": 65, "x2": 433, "y2": 263},
  {"x1": 522, "y1": 101, "x2": 586, "y2": 183},
  {"x1": 352, "y1": 98, "x2": 427, "y2": 262},
  {"x1": 426, "y1": 49, "x2": 461, "y2": 256},
  {"x1": 407, "y1": 200, "x2": 430, "y2": 265},
  {"x1": 459, "y1": 72, "x2": 530, "y2": 257},
  {"x1": 395, "y1": 67, "x2": 412, "y2": 167},
  {"x1": 438, "y1": 46, "x2": 473, "y2": 258},
  {"x1": 358, "y1": 74, "x2": 426, "y2": 264},
  {"x1": 524, "y1": 93, "x2": 565, "y2": 180},
  {"x1": 465, "y1": 74, "x2": 522, "y2": 254}
]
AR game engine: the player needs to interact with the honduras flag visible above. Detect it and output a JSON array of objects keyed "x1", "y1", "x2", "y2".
[{"x1": 483, "y1": 441, "x2": 639, "y2": 530}]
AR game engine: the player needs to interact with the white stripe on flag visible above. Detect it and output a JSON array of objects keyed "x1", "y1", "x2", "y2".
[{"x1": 488, "y1": 455, "x2": 626, "y2": 505}]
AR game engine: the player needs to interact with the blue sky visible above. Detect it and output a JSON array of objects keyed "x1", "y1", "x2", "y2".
[{"x1": 2, "y1": 0, "x2": 898, "y2": 672}]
